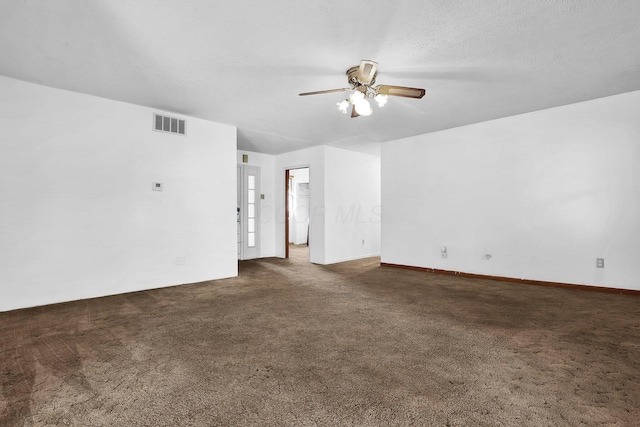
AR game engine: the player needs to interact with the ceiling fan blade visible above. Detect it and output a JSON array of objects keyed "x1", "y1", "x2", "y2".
[
  {"x1": 298, "y1": 88, "x2": 351, "y2": 96},
  {"x1": 357, "y1": 60, "x2": 378, "y2": 85},
  {"x1": 377, "y1": 85, "x2": 426, "y2": 99},
  {"x1": 350, "y1": 105, "x2": 359, "y2": 118}
]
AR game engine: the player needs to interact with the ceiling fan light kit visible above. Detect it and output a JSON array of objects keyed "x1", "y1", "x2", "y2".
[{"x1": 299, "y1": 60, "x2": 426, "y2": 118}]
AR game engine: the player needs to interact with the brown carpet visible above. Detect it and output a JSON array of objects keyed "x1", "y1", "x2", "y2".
[{"x1": 1, "y1": 245, "x2": 639, "y2": 426}]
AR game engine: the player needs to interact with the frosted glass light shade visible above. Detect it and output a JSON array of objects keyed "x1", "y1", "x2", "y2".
[
  {"x1": 336, "y1": 99, "x2": 349, "y2": 114},
  {"x1": 349, "y1": 91, "x2": 365, "y2": 104},
  {"x1": 375, "y1": 94, "x2": 388, "y2": 107},
  {"x1": 354, "y1": 99, "x2": 372, "y2": 116}
]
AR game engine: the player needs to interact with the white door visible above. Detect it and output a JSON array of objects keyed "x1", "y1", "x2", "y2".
[
  {"x1": 238, "y1": 165, "x2": 260, "y2": 260},
  {"x1": 237, "y1": 166, "x2": 242, "y2": 259}
]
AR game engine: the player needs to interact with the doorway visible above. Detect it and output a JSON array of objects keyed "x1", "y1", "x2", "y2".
[{"x1": 285, "y1": 167, "x2": 310, "y2": 260}]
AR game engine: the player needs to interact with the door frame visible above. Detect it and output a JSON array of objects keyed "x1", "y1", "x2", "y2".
[{"x1": 285, "y1": 169, "x2": 290, "y2": 259}]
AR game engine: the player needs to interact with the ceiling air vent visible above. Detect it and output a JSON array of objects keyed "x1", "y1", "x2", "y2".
[{"x1": 153, "y1": 113, "x2": 186, "y2": 135}]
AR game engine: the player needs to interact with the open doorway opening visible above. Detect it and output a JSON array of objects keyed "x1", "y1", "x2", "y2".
[{"x1": 285, "y1": 167, "x2": 310, "y2": 261}]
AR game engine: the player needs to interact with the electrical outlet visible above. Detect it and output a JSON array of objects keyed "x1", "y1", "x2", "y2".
[
  {"x1": 596, "y1": 258, "x2": 604, "y2": 268},
  {"x1": 441, "y1": 246, "x2": 447, "y2": 258},
  {"x1": 362, "y1": 239, "x2": 365, "y2": 245},
  {"x1": 152, "y1": 182, "x2": 163, "y2": 191}
]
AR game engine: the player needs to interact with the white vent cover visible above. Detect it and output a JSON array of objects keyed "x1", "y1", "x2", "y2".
[{"x1": 153, "y1": 113, "x2": 186, "y2": 135}]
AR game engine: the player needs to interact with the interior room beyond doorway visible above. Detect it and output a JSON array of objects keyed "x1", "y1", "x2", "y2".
[{"x1": 286, "y1": 167, "x2": 310, "y2": 261}]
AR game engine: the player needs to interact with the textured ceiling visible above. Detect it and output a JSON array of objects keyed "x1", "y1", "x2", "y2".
[{"x1": 1, "y1": 1, "x2": 639, "y2": 155}]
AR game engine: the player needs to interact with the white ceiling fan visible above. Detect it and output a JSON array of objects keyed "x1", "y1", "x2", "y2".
[{"x1": 299, "y1": 60, "x2": 426, "y2": 118}]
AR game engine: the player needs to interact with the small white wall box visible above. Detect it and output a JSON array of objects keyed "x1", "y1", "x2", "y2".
[{"x1": 152, "y1": 182, "x2": 163, "y2": 191}]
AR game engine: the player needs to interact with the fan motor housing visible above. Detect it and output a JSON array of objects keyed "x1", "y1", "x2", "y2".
[{"x1": 346, "y1": 65, "x2": 376, "y2": 87}]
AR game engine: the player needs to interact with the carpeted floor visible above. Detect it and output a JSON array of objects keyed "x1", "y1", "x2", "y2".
[{"x1": 1, "y1": 245, "x2": 639, "y2": 426}]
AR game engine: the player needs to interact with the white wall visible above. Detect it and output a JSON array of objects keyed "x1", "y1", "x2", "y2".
[
  {"x1": 237, "y1": 150, "x2": 276, "y2": 257},
  {"x1": 274, "y1": 146, "x2": 381, "y2": 265},
  {"x1": 382, "y1": 91, "x2": 640, "y2": 290},
  {"x1": 0, "y1": 76, "x2": 238, "y2": 312},
  {"x1": 323, "y1": 147, "x2": 381, "y2": 264}
]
